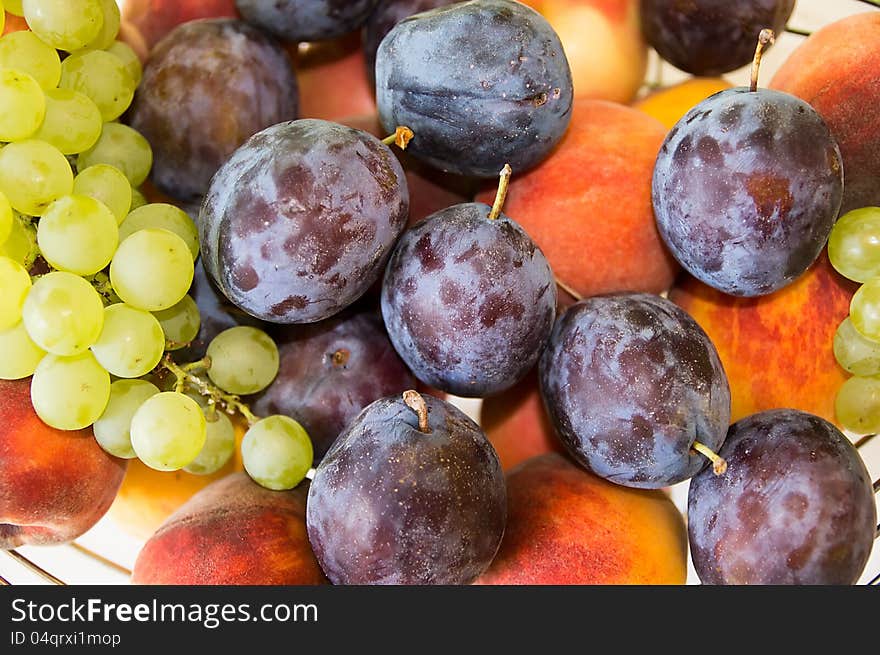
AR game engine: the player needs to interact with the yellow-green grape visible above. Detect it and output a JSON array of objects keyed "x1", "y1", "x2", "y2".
[
  {"x1": 77, "y1": 0, "x2": 119, "y2": 52},
  {"x1": 0, "y1": 6, "x2": 4, "y2": 35},
  {"x1": 110, "y1": 228, "x2": 194, "y2": 311},
  {"x1": 0, "y1": 69, "x2": 45, "y2": 142},
  {"x1": 37, "y1": 195, "x2": 118, "y2": 275},
  {"x1": 184, "y1": 408, "x2": 235, "y2": 475},
  {"x1": 153, "y1": 294, "x2": 200, "y2": 350},
  {"x1": 73, "y1": 164, "x2": 131, "y2": 224},
  {"x1": 30, "y1": 351, "x2": 110, "y2": 430},
  {"x1": 0, "y1": 256, "x2": 30, "y2": 330},
  {"x1": 0, "y1": 321, "x2": 45, "y2": 379},
  {"x1": 33, "y1": 88, "x2": 103, "y2": 155},
  {"x1": 59, "y1": 50, "x2": 135, "y2": 122},
  {"x1": 22, "y1": 271, "x2": 104, "y2": 355},
  {"x1": 5, "y1": 0, "x2": 23, "y2": 15},
  {"x1": 0, "y1": 191, "x2": 11, "y2": 245},
  {"x1": 129, "y1": 187, "x2": 147, "y2": 211},
  {"x1": 0, "y1": 212, "x2": 37, "y2": 268},
  {"x1": 828, "y1": 207, "x2": 880, "y2": 283},
  {"x1": 120, "y1": 203, "x2": 199, "y2": 259},
  {"x1": 93, "y1": 378, "x2": 159, "y2": 458},
  {"x1": 0, "y1": 30, "x2": 62, "y2": 90},
  {"x1": 835, "y1": 375, "x2": 880, "y2": 434},
  {"x1": 242, "y1": 415, "x2": 313, "y2": 490},
  {"x1": 850, "y1": 279, "x2": 880, "y2": 342},
  {"x1": 206, "y1": 326, "x2": 279, "y2": 395},
  {"x1": 833, "y1": 317, "x2": 880, "y2": 377},
  {"x1": 0, "y1": 139, "x2": 73, "y2": 216},
  {"x1": 23, "y1": 0, "x2": 104, "y2": 52},
  {"x1": 105, "y1": 40, "x2": 142, "y2": 87},
  {"x1": 131, "y1": 391, "x2": 207, "y2": 471},
  {"x1": 90, "y1": 303, "x2": 165, "y2": 378},
  {"x1": 77, "y1": 122, "x2": 152, "y2": 187}
]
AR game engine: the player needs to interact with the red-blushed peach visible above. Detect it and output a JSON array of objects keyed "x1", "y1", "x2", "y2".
[
  {"x1": 633, "y1": 77, "x2": 732, "y2": 129},
  {"x1": 475, "y1": 453, "x2": 687, "y2": 584},
  {"x1": 480, "y1": 369, "x2": 563, "y2": 471},
  {"x1": 770, "y1": 13, "x2": 880, "y2": 214},
  {"x1": 0, "y1": 378, "x2": 127, "y2": 548},
  {"x1": 3, "y1": 11, "x2": 26, "y2": 34},
  {"x1": 670, "y1": 253, "x2": 856, "y2": 426},
  {"x1": 131, "y1": 472, "x2": 327, "y2": 585},
  {"x1": 121, "y1": 0, "x2": 239, "y2": 50},
  {"x1": 476, "y1": 99, "x2": 677, "y2": 299}
]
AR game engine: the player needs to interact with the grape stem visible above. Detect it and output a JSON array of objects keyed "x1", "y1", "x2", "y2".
[
  {"x1": 750, "y1": 29, "x2": 775, "y2": 93},
  {"x1": 160, "y1": 355, "x2": 261, "y2": 426},
  {"x1": 382, "y1": 126, "x2": 414, "y2": 150},
  {"x1": 403, "y1": 390, "x2": 431, "y2": 433},
  {"x1": 784, "y1": 26, "x2": 811, "y2": 37},
  {"x1": 692, "y1": 441, "x2": 727, "y2": 475},
  {"x1": 487, "y1": 164, "x2": 513, "y2": 220}
]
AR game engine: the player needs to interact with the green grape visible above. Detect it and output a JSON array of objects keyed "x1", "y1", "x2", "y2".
[
  {"x1": 5, "y1": 0, "x2": 23, "y2": 15},
  {"x1": 33, "y1": 88, "x2": 103, "y2": 155},
  {"x1": 0, "y1": 212, "x2": 37, "y2": 268},
  {"x1": 833, "y1": 317, "x2": 880, "y2": 376},
  {"x1": 37, "y1": 195, "x2": 118, "y2": 275},
  {"x1": 23, "y1": 0, "x2": 104, "y2": 52},
  {"x1": 0, "y1": 69, "x2": 45, "y2": 142},
  {"x1": 129, "y1": 187, "x2": 146, "y2": 211},
  {"x1": 59, "y1": 50, "x2": 135, "y2": 122},
  {"x1": 184, "y1": 407, "x2": 235, "y2": 475},
  {"x1": 0, "y1": 30, "x2": 62, "y2": 90},
  {"x1": 153, "y1": 294, "x2": 200, "y2": 350},
  {"x1": 90, "y1": 303, "x2": 165, "y2": 378},
  {"x1": 206, "y1": 326, "x2": 279, "y2": 395},
  {"x1": 828, "y1": 207, "x2": 880, "y2": 283},
  {"x1": 30, "y1": 350, "x2": 110, "y2": 430},
  {"x1": 120, "y1": 203, "x2": 199, "y2": 259},
  {"x1": 105, "y1": 40, "x2": 142, "y2": 87},
  {"x1": 93, "y1": 378, "x2": 159, "y2": 458},
  {"x1": 835, "y1": 375, "x2": 880, "y2": 434},
  {"x1": 850, "y1": 279, "x2": 880, "y2": 342},
  {"x1": 77, "y1": 122, "x2": 152, "y2": 187},
  {"x1": 0, "y1": 190, "x2": 11, "y2": 245},
  {"x1": 131, "y1": 391, "x2": 207, "y2": 471},
  {"x1": 242, "y1": 415, "x2": 313, "y2": 490},
  {"x1": 0, "y1": 139, "x2": 73, "y2": 216},
  {"x1": 0, "y1": 321, "x2": 46, "y2": 380},
  {"x1": 73, "y1": 164, "x2": 131, "y2": 224},
  {"x1": 0, "y1": 256, "x2": 30, "y2": 330},
  {"x1": 0, "y1": 7, "x2": 4, "y2": 35},
  {"x1": 22, "y1": 271, "x2": 104, "y2": 355},
  {"x1": 110, "y1": 228, "x2": 194, "y2": 311},
  {"x1": 77, "y1": 0, "x2": 119, "y2": 52}
]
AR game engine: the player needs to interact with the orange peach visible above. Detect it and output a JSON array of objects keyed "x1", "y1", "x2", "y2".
[
  {"x1": 476, "y1": 453, "x2": 687, "y2": 584},
  {"x1": 670, "y1": 253, "x2": 856, "y2": 426},
  {"x1": 633, "y1": 77, "x2": 732, "y2": 129},
  {"x1": 121, "y1": 0, "x2": 239, "y2": 50},
  {"x1": 475, "y1": 99, "x2": 677, "y2": 299},
  {"x1": 0, "y1": 378, "x2": 127, "y2": 548},
  {"x1": 131, "y1": 472, "x2": 327, "y2": 585}
]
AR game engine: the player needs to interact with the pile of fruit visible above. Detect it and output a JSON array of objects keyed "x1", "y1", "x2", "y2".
[{"x1": 0, "y1": 0, "x2": 878, "y2": 586}]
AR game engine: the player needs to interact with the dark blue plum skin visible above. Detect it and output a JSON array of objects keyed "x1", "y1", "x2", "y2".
[
  {"x1": 688, "y1": 409, "x2": 876, "y2": 585},
  {"x1": 375, "y1": 0, "x2": 573, "y2": 177},
  {"x1": 539, "y1": 293, "x2": 730, "y2": 489},
  {"x1": 236, "y1": 0, "x2": 378, "y2": 41},
  {"x1": 652, "y1": 88, "x2": 843, "y2": 297},
  {"x1": 199, "y1": 119, "x2": 409, "y2": 324},
  {"x1": 251, "y1": 311, "x2": 416, "y2": 460},
  {"x1": 306, "y1": 393, "x2": 506, "y2": 584},
  {"x1": 381, "y1": 202, "x2": 556, "y2": 397},
  {"x1": 129, "y1": 19, "x2": 298, "y2": 202}
]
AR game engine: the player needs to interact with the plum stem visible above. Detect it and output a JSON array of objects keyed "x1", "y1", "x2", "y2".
[
  {"x1": 555, "y1": 277, "x2": 583, "y2": 302},
  {"x1": 692, "y1": 441, "x2": 727, "y2": 475},
  {"x1": 488, "y1": 164, "x2": 513, "y2": 220},
  {"x1": 161, "y1": 355, "x2": 261, "y2": 426},
  {"x1": 403, "y1": 390, "x2": 431, "y2": 433},
  {"x1": 750, "y1": 29, "x2": 775, "y2": 93},
  {"x1": 382, "y1": 126, "x2": 414, "y2": 150},
  {"x1": 785, "y1": 26, "x2": 811, "y2": 37}
]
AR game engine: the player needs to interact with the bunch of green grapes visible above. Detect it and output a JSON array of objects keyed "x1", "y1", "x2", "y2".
[
  {"x1": 828, "y1": 206, "x2": 880, "y2": 433},
  {"x1": 0, "y1": 1, "x2": 313, "y2": 490}
]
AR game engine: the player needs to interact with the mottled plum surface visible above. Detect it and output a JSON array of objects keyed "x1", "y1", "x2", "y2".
[
  {"x1": 251, "y1": 311, "x2": 416, "y2": 460},
  {"x1": 306, "y1": 393, "x2": 506, "y2": 584},
  {"x1": 653, "y1": 88, "x2": 843, "y2": 297},
  {"x1": 688, "y1": 409, "x2": 876, "y2": 585},
  {"x1": 129, "y1": 19, "x2": 298, "y2": 202},
  {"x1": 199, "y1": 119, "x2": 409, "y2": 324},
  {"x1": 539, "y1": 293, "x2": 730, "y2": 488},
  {"x1": 381, "y1": 202, "x2": 556, "y2": 397},
  {"x1": 375, "y1": 0, "x2": 573, "y2": 177},
  {"x1": 236, "y1": 0, "x2": 377, "y2": 41},
  {"x1": 640, "y1": 0, "x2": 794, "y2": 75}
]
